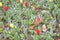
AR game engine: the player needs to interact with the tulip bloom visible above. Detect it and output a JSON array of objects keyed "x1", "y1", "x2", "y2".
[
  {"x1": 0, "y1": 2, "x2": 2, "y2": 7},
  {"x1": 36, "y1": 29, "x2": 41, "y2": 35},
  {"x1": 34, "y1": 17, "x2": 40, "y2": 25},
  {"x1": 20, "y1": 0, "x2": 23, "y2": 4},
  {"x1": 3, "y1": 6, "x2": 8, "y2": 11},
  {"x1": 34, "y1": 20, "x2": 38, "y2": 25},
  {"x1": 10, "y1": 23, "x2": 14, "y2": 28},
  {"x1": 24, "y1": 1, "x2": 29, "y2": 7},
  {"x1": 42, "y1": 24, "x2": 47, "y2": 32},
  {"x1": 36, "y1": 17, "x2": 40, "y2": 22}
]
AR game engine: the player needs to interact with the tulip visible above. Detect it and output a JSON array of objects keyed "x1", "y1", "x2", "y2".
[
  {"x1": 34, "y1": 20, "x2": 38, "y2": 25},
  {"x1": 9, "y1": 23, "x2": 14, "y2": 28},
  {"x1": 20, "y1": 0, "x2": 23, "y2": 4},
  {"x1": 36, "y1": 17, "x2": 40, "y2": 22},
  {"x1": 36, "y1": 29, "x2": 41, "y2": 35},
  {"x1": 0, "y1": 2, "x2": 2, "y2": 7},
  {"x1": 24, "y1": 1, "x2": 29, "y2": 7},
  {"x1": 3, "y1": 6, "x2": 8, "y2": 11},
  {"x1": 42, "y1": 24, "x2": 47, "y2": 32},
  {"x1": 34, "y1": 17, "x2": 41, "y2": 25}
]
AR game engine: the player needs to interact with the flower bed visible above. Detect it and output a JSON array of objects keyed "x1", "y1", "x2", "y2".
[{"x1": 0, "y1": 0, "x2": 60, "y2": 40}]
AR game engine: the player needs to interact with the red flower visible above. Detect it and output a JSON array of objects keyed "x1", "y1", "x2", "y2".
[
  {"x1": 3, "y1": 6, "x2": 8, "y2": 11},
  {"x1": 36, "y1": 17, "x2": 40, "y2": 22},
  {"x1": 34, "y1": 6, "x2": 39, "y2": 11},
  {"x1": 24, "y1": 1, "x2": 29, "y2": 7},
  {"x1": 36, "y1": 29, "x2": 41, "y2": 35}
]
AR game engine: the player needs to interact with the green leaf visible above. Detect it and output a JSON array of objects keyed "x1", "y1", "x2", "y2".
[
  {"x1": 14, "y1": 33, "x2": 20, "y2": 40},
  {"x1": 0, "y1": 22, "x2": 3, "y2": 27}
]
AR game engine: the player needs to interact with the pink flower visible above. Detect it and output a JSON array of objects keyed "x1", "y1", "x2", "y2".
[
  {"x1": 42, "y1": 24, "x2": 47, "y2": 32},
  {"x1": 34, "y1": 20, "x2": 38, "y2": 25},
  {"x1": 36, "y1": 17, "x2": 40, "y2": 22},
  {"x1": 34, "y1": 17, "x2": 41, "y2": 25}
]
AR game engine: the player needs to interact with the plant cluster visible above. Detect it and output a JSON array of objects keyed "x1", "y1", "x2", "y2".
[{"x1": 0, "y1": 0, "x2": 60, "y2": 40}]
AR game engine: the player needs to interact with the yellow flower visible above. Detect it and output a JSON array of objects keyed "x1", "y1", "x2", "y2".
[
  {"x1": 9, "y1": 23, "x2": 14, "y2": 28},
  {"x1": 20, "y1": 0, "x2": 23, "y2": 4},
  {"x1": 0, "y1": 2, "x2": 2, "y2": 7},
  {"x1": 49, "y1": 0, "x2": 53, "y2": 2}
]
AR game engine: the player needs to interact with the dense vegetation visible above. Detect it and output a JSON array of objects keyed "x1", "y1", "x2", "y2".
[{"x1": 0, "y1": 0, "x2": 60, "y2": 40}]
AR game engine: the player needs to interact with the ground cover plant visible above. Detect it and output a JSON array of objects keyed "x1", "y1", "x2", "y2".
[{"x1": 0, "y1": 0, "x2": 60, "y2": 40}]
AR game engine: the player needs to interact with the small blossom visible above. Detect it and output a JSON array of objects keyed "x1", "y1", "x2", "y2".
[
  {"x1": 36, "y1": 29, "x2": 41, "y2": 35},
  {"x1": 24, "y1": 1, "x2": 29, "y2": 7},
  {"x1": 9, "y1": 23, "x2": 14, "y2": 28},
  {"x1": 36, "y1": 17, "x2": 40, "y2": 22},
  {"x1": 3, "y1": 6, "x2": 8, "y2": 11},
  {"x1": 34, "y1": 20, "x2": 38, "y2": 25},
  {"x1": 42, "y1": 24, "x2": 47, "y2": 32},
  {"x1": 20, "y1": 0, "x2": 23, "y2": 4},
  {"x1": 34, "y1": 17, "x2": 41, "y2": 25},
  {"x1": 0, "y1": 2, "x2": 2, "y2": 7}
]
